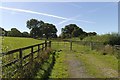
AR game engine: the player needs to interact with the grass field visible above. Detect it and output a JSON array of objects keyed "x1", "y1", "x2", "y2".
[
  {"x1": 2, "y1": 37, "x2": 118, "y2": 78},
  {"x1": 2, "y1": 37, "x2": 44, "y2": 52}
]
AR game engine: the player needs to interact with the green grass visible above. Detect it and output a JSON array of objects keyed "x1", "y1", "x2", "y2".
[
  {"x1": 2, "y1": 37, "x2": 46, "y2": 78},
  {"x1": 0, "y1": 37, "x2": 2, "y2": 53},
  {"x1": 83, "y1": 34, "x2": 110, "y2": 42},
  {"x1": 50, "y1": 42, "x2": 118, "y2": 78},
  {"x1": 35, "y1": 54, "x2": 53, "y2": 78},
  {"x1": 49, "y1": 51, "x2": 69, "y2": 78},
  {"x1": 2, "y1": 37, "x2": 118, "y2": 78},
  {"x1": 63, "y1": 34, "x2": 111, "y2": 43},
  {"x1": 78, "y1": 53, "x2": 118, "y2": 78},
  {"x1": 49, "y1": 42, "x2": 70, "y2": 78},
  {"x1": 2, "y1": 37, "x2": 45, "y2": 65},
  {"x1": 72, "y1": 43, "x2": 118, "y2": 78},
  {"x1": 2, "y1": 37, "x2": 44, "y2": 52}
]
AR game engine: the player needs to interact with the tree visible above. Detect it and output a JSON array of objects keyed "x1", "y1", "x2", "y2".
[
  {"x1": 79, "y1": 32, "x2": 88, "y2": 40},
  {"x1": 30, "y1": 27, "x2": 41, "y2": 38},
  {"x1": 61, "y1": 24, "x2": 84, "y2": 38},
  {"x1": 26, "y1": 19, "x2": 58, "y2": 39},
  {"x1": 106, "y1": 33, "x2": 120, "y2": 46},
  {"x1": 87, "y1": 32, "x2": 97, "y2": 36},
  {"x1": 26, "y1": 19, "x2": 44, "y2": 29},
  {"x1": 7, "y1": 28, "x2": 22, "y2": 37},
  {"x1": 22, "y1": 32, "x2": 30, "y2": 37},
  {"x1": 0, "y1": 27, "x2": 4, "y2": 36},
  {"x1": 26, "y1": 19, "x2": 44, "y2": 38},
  {"x1": 40, "y1": 23, "x2": 57, "y2": 39},
  {"x1": 7, "y1": 31, "x2": 12, "y2": 36}
]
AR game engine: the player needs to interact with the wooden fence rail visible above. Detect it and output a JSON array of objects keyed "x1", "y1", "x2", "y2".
[
  {"x1": 2, "y1": 40, "x2": 51, "y2": 78},
  {"x1": 64, "y1": 40, "x2": 120, "y2": 55}
]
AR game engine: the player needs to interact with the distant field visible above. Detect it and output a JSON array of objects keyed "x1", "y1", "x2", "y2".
[{"x1": 2, "y1": 37, "x2": 44, "y2": 52}]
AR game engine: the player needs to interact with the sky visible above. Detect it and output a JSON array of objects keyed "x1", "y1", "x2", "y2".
[{"x1": 0, "y1": 2, "x2": 118, "y2": 35}]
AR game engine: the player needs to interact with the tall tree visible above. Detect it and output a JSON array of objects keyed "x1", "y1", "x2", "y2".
[
  {"x1": 87, "y1": 32, "x2": 97, "y2": 36},
  {"x1": 22, "y1": 32, "x2": 30, "y2": 37},
  {"x1": 61, "y1": 24, "x2": 84, "y2": 38},
  {"x1": 0, "y1": 27, "x2": 4, "y2": 36},
  {"x1": 26, "y1": 19, "x2": 57, "y2": 39},
  {"x1": 26, "y1": 19, "x2": 44, "y2": 38},
  {"x1": 40, "y1": 23, "x2": 57, "y2": 39},
  {"x1": 7, "y1": 28, "x2": 22, "y2": 37}
]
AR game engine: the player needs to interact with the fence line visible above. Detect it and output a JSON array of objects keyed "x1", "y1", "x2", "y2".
[
  {"x1": 2, "y1": 40, "x2": 51, "y2": 78},
  {"x1": 63, "y1": 40, "x2": 120, "y2": 55}
]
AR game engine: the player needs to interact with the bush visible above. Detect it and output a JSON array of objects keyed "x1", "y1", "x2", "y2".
[{"x1": 106, "y1": 33, "x2": 120, "y2": 46}]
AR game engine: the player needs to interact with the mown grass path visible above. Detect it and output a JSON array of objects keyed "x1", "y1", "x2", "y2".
[
  {"x1": 51, "y1": 42, "x2": 93, "y2": 78},
  {"x1": 78, "y1": 53, "x2": 118, "y2": 78},
  {"x1": 65, "y1": 51, "x2": 92, "y2": 78},
  {"x1": 51, "y1": 41, "x2": 118, "y2": 78}
]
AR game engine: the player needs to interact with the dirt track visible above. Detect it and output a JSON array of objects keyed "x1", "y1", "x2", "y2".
[{"x1": 65, "y1": 51, "x2": 93, "y2": 78}]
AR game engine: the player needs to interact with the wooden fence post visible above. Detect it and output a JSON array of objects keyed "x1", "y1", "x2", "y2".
[
  {"x1": 42, "y1": 43, "x2": 44, "y2": 51},
  {"x1": 45, "y1": 40, "x2": 47, "y2": 50},
  {"x1": 49, "y1": 41, "x2": 51, "y2": 48},
  {"x1": 90, "y1": 42, "x2": 93, "y2": 50},
  {"x1": 31, "y1": 47, "x2": 33, "y2": 62},
  {"x1": 38, "y1": 44, "x2": 40, "y2": 58},
  {"x1": 70, "y1": 40, "x2": 72, "y2": 50},
  {"x1": 19, "y1": 48, "x2": 23, "y2": 76}
]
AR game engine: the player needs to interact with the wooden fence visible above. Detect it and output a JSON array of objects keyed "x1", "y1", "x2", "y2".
[
  {"x1": 2, "y1": 40, "x2": 51, "y2": 78},
  {"x1": 64, "y1": 40, "x2": 120, "y2": 56}
]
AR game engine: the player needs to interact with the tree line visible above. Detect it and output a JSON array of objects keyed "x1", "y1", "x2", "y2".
[
  {"x1": 26, "y1": 19, "x2": 57, "y2": 39},
  {"x1": 0, "y1": 27, "x2": 30, "y2": 37},
  {"x1": 60, "y1": 24, "x2": 97, "y2": 40},
  {"x1": 0, "y1": 18, "x2": 97, "y2": 40}
]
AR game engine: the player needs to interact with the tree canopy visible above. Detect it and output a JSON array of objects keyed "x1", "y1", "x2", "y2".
[
  {"x1": 61, "y1": 24, "x2": 84, "y2": 38},
  {"x1": 22, "y1": 32, "x2": 30, "y2": 37},
  {"x1": 1, "y1": 18, "x2": 97, "y2": 40},
  {"x1": 26, "y1": 19, "x2": 44, "y2": 29},
  {"x1": 41, "y1": 23, "x2": 57, "y2": 39},
  {"x1": 26, "y1": 19, "x2": 57, "y2": 39},
  {"x1": 7, "y1": 28, "x2": 22, "y2": 37},
  {"x1": 27, "y1": 19, "x2": 44, "y2": 38},
  {"x1": 61, "y1": 24, "x2": 97, "y2": 39}
]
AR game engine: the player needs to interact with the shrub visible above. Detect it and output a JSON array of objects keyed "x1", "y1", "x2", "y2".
[{"x1": 107, "y1": 33, "x2": 120, "y2": 46}]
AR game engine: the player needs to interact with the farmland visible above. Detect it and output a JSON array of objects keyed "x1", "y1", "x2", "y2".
[
  {"x1": 2, "y1": 37, "x2": 44, "y2": 52},
  {"x1": 1, "y1": 2, "x2": 119, "y2": 79},
  {"x1": 1, "y1": 37, "x2": 119, "y2": 78}
]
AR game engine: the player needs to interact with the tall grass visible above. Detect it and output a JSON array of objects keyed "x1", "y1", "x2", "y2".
[{"x1": 83, "y1": 34, "x2": 111, "y2": 42}]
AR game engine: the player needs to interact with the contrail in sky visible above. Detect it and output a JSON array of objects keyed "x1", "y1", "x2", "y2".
[
  {"x1": 0, "y1": 6, "x2": 95, "y2": 24},
  {"x1": 58, "y1": 15, "x2": 95, "y2": 25},
  {"x1": 0, "y1": 6, "x2": 67, "y2": 20},
  {"x1": 57, "y1": 15, "x2": 81, "y2": 25},
  {"x1": 72, "y1": 19, "x2": 96, "y2": 23}
]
